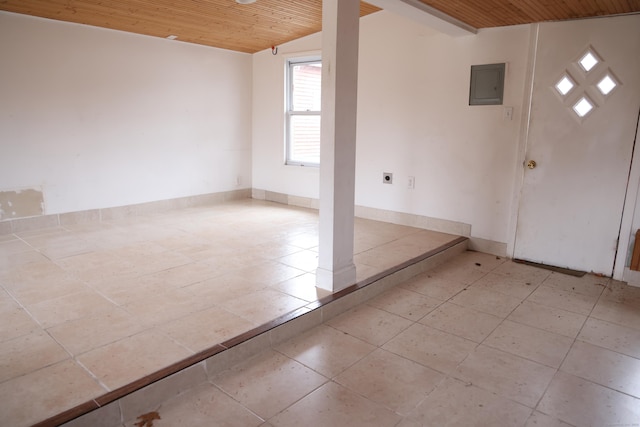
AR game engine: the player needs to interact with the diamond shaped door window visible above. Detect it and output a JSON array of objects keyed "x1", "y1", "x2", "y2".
[
  {"x1": 555, "y1": 74, "x2": 575, "y2": 96},
  {"x1": 573, "y1": 96, "x2": 594, "y2": 118},
  {"x1": 578, "y1": 51, "x2": 599, "y2": 73},
  {"x1": 597, "y1": 74, "x2": 617, "y2": 96}
]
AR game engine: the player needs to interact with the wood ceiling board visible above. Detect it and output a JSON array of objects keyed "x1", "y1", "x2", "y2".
[
  {"x1": 0, "y1": 0, "x2": 380, "y2": 53},
  {"x1": 417, "y1": 0, "x2": 640, "y2": 28},
  {"x1": 1, "y1": 0, "x2": 638, "y2": 53}
]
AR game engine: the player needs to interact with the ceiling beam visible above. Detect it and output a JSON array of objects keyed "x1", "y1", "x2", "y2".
[{"x1": 366, "y1": 0, "x2": 477, "y2": 36}]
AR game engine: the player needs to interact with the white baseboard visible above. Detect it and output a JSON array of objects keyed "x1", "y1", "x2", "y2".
[{"x1": 252, "y1": 189, "x2": 507, "y2": 257}]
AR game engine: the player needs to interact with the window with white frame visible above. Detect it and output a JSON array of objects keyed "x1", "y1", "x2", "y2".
[{"x1": 286, "y1": 57, "x2": 321, "y2": 166}]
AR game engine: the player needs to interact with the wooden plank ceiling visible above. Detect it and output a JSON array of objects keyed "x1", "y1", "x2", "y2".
[
  {"x1": 0, "y1": 0, "x2": 379, "y2": 53},
  {"x1": 1, "y1": 0, "x2": 638, "y2": 53},
  {"x1": 417, "y1": 0, "x2": 640, "y2": 28}
]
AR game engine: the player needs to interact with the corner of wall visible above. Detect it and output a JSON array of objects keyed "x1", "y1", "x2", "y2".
[{"x1": 468, "y1": 237, "x2": 508, "y2": 257}]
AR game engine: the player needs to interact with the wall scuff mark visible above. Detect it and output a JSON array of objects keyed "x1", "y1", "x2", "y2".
[{"x1": 0, "y1": 188, "x2": 45, "y2": 220}]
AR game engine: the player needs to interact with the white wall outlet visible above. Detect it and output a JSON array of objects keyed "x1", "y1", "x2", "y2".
[
  {"x1": 503, "y1": 106, "x2": 514, "y2": 121},
  {"x1": 383, "y1": 172, "x2": 393, "y2": 184},
  {"x1": 408, "y1": 176, "x2": 415, "y2": 189}
]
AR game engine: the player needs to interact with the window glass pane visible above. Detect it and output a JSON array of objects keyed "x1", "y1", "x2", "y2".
[
  {"x1": 289, "y1": 115, "x2": 320, "y2": 165},
  {"x1": 555, "y1": 75, "x2": 574, "y2": 96},
  {"x1": 579, "y1": 51, "x2": 598, "y2": 72},
  {"x1": 597, "y1": 75, "x2": 616, "y2": 95},
  {"x1": 573, "y1": 96, "x2": 594, "y2": 118},
  {"x1": 291, "y1": 63, "x2": 321, "y2": 111}
]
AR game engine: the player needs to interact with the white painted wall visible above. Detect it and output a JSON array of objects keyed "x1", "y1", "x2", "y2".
[
  {"x1": 252, "y1": 11, "x2": 530, "y2": 245},
  {"x1": 0, "y1": 12, "x2": 252, "y2": 215}
]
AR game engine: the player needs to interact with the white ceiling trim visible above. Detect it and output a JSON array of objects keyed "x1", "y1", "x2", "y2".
[{"x1": 366, "y1": 0, "x2": 477, "y2": 36}]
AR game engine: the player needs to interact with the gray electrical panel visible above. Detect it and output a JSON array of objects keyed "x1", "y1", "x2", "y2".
[{"x1": 469, "y1": 63, "x2": 505, "y2": 105}]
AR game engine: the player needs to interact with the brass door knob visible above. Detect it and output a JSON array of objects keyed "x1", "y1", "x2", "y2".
[{"x1": 527, "y1": 160, "x2": 537, "y2": 169}]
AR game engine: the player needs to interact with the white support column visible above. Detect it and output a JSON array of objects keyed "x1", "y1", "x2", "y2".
[{"x1": 316, "y1": 0, "x2": 360, "y2": 292}]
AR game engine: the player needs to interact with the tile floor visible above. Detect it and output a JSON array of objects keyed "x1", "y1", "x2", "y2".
[
  {"x1": 122, "y1": 251, "x2": 640, "y2": 427},
  {"x1": 0, "y1": 199, "x2": 461, "y2": 426}
]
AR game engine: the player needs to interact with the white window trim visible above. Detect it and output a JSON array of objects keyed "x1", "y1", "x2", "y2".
[{"x1": 286, "y1": 55, "x2": 322, "y2": 167}]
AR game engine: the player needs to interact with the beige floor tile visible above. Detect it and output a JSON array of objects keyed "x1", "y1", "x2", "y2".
[
  {"x1": 383, "y1": 323, "x2": 477, "y2": 374},
  {"x1": 326, "y1": 305, "x2": 413, "y2": 346},
  {"x1": 185, "y1": 274, "x2": 268, "y2": 302},
  {"x1": 428, "y1": 262, "x2": 488, "y2": 285},
  {"x1": 400, "y1": 377, "x2": 532, "y2": 427},
  {"x1": 37, "y1": 238, "x2": 97, "y2": 260},
  {"x1": 199, "y1": 249, "x2": 271, "y2": 273},
  {"x1": 454, "y1": 345, "x2": 556, "y2": 407},
  {"x1": 109, "y1": 241, "x2": 169, "y2": 258},
  {"x1": 95, "y1": 275, "x2": 183, "y2": 306},
  {"x1": 0, "y1": 288, "x2": 15, "y2": 310},
  {"x1": 0, "y1": 250, "x2": 50, "y2": 269},
  {"x1": 438, "y1": 250, "x2": 506, "y2": 272},
  {"x1": 277, "y1": 250, "x2": 318, "y2": 272},
  {"x1": 270, "y1": 273, "x2": 331, "y2": 302},
  {"x1": 0, "y1": 331, "x2": 69, "y2": 382},
  {"x1": 560, "y1": 340, "x2": 640, "y2": 398},
  {"x1": 56, "y1": 251, "x2": 136, "y2": 279},
  {"x1": 0, "y1": 239, "x2": 32, "y2": 257},
  {"x1": 449, "y1": 287, "x2": 523, "y2": 318},
  {"x1": 1, "y1": 260, "x2": 68, "y2": 287},
  {"x1": 0, "y1": 359, "x2": 106, "y2": 427},
  {"x1": 47, "y1": 307, "x2": 148, "y2": 355},
  {"x1": 123, "y1": 288, "x2": 211, "y2": 327},
  {"x1": 0, "y1": 233, "x2": 17, "y2": 243},
  {"x1": 0, "y1": 306, "x2": 40, "y2": 342},
  {"x1": 537, "y1": 371, "x2": 640, "y2": 427},
  {"x1": 335, "y1": 348, "x2": 445, "y2": 415},
  {"x1": 124, "y1": 251, "x2": 193, "y2": 276},
  {"x1": 355, "y1": 263, "x2": 386, "y2": 282},
  {"x1": 213, "y1": 350, "x2": 327, "y2": 420},
  {"x1": 355, "y1": 247, "x2": 411, "y2": 271},
  {"x1": 130, "y1": 383, "x2": 263, "y2": 427},
  {"x1": 471, "y1": 272, "x2": 539, "y2": 299},
  {"x1": 77, "y1": 330, "x2": 192, "y2": 390},
  {"x1": 26, "y1": 289, "x2": 118, "y2": 328},
  {"x1": 248, "y1": 241, "x2": 303, "y2": 260},
  {"x1": 62, "y1": 400, "x2": 121, "y2": 427},
  {"x1": 524, "y1": 411, "x2": 574, "y2": 427},
  {"x1": 527, "y1": 285, "x2": 599, "y2": 316},
  {"x1": 142, "y1": 262, "x2": 220, "y2": 289},
  {"x1": 220, "y1": 289, "x2": 308, "y2": 325},
  {"x1": 508, "y1": 300, "x2": 587, "y2": 338},
  {"x1": 0, "y1": 289, "x2": 39, "y2": 339},
  {"x1": 367, "y1": 287, "x2": 442, "y2": 321},
  {"x1": 233, "y1": 261, "x2": 306, "y2": 287},
  {"x1": 354, "y1": 235, "x2": 390, "y2": 254},
  {"x1": 542, "y1": 272, "x2": 608, "y2": 298},
  {"x1": 282, "y1": 232, "x2": 318, "y2": 250},
  {"x1": 7, "y1": 276, "x2": 89, "y2": 307},
  {"x1": 275, "y1": 325, "x2": 375, "y2": 378},
  {"x1": 590, "y1": 298, "x2": 640, "y2": 330},
  {"x1": 483, "y1": 320, "x2": 574, "y2": 368},
  {"x1": 269, "y1": 381, "x2": 401, "y2": 427},
  {"x1": 399, "y1": 273, "x2": 467, "y2": 301},
  {"x1": 419, "y1": 302, "x2": 503, "y2": 343},
  {"x1": 492, "y1": 261, "x2": 551, "y2": 284},
  {"x1": 578, "y1": 317, "x2": 640, "y2": 359},
  {"x1": 601, "y1": 280, "x2": 640, "y2": 305},
  {"x1": 159, "y1": 306, "x2": 255, "y2": 352}
]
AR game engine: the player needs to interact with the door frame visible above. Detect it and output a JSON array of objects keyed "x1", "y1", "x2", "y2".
[
  {"x1": 506, "y1": 24, "x2": 539, "y2": 261},
  {"x1": 613, "y1": 111, "x2": 640, "y2": 281}
]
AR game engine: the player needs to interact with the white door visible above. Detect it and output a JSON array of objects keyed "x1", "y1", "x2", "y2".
[{"x1": 514, "y1": 15, "x2": 640, "y2": 275}]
